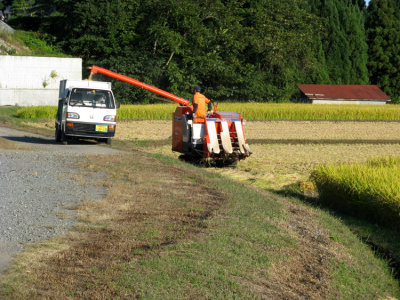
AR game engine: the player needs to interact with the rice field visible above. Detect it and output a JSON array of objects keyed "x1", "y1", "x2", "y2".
[
  {"x1": 20, "y1": 105, "x2": 400, "y2": 192},
  {"x1": 118, "y1": 120, "x2": 400, "y2": 142},
  {"x1": 219, "y1": 103, "x2": 400, "y2": 121},
  {"x1": 311, "y1": 157, "x2": 400, "y2": 228},
  {"x1": 15, "y1": 103, "x2": 400, "y2": 121},
  {"x1": 26, "y1": 119, "x2": 400, "y2": 143},
  {"x1": 107, "y1": 120, "x2": 400, "y2": 190}
]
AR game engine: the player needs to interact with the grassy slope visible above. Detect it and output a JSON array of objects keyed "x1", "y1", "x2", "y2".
[{"x1": 0, "y1": 28, "x2": 67, "y2": 56}]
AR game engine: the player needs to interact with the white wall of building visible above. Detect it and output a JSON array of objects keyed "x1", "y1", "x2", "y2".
[
  {"x1": 312, "y1": 99, "x2": 387, "y2": 105},
  {"x1": 0, "y1": 56, "x2": 82, "y2": 106}
]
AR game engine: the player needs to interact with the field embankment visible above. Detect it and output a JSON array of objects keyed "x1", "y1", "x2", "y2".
[{"x1": 1, "y1": 146, "x2": 399, "y2": 298}]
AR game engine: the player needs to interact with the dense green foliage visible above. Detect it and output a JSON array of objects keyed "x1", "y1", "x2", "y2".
[
  {"x1": 0, "y1": 28, "x2": 66, "y2": 56},
  {"x1": 15, "y1": 103, "x2": 400, "y2": 121},
  {"x1": 311, "y1": 156, "x2": 400, "y2": 229},
  {"x1": 305, "y1": 0, "x2": 368, "y2": 85},
  {"x1": 49, "y1": 0, "x2": 326, "y2": 103},
  {"x1": 366, "y1": 0, "x2": 400, "y2": 103},
  {"x1": 2, "y1": 0, "x2": 399, "y2": 103}
]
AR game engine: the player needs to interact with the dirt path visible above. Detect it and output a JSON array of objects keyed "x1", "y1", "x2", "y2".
[{"x1": 0, "y1": 126, "x2": 122, "y2": 273}]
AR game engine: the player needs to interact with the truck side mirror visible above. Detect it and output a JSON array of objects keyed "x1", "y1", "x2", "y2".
[
  {"x1": 62, "y1": 98, "x2": 67, "y2": 104},
  {"x1": 116, "y1": 102, "x2": 120, "y2": 109}
]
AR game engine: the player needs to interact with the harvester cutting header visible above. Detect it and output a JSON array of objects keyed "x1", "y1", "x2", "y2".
[{"x1": 88, "y1": 65, "x2": 252, "y2": 165}]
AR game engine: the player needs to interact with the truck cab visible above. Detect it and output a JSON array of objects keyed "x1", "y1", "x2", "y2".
[{"x1": 55, "y1": 80, "x2": 119, "y2": 145}]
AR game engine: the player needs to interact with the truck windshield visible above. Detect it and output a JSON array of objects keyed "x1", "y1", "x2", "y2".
[{"x1": 69, "y1": 88, "x2": 115, "y2": 108}]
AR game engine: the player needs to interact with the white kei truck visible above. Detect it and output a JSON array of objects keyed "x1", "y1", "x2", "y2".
[{"x1": 55, "y1": 80, "x2": 119, "y2": 145}]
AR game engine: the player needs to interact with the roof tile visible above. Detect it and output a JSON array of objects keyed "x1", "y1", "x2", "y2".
[{"x1": 297, "y1": 84, "x2": 391, "y2": 101}]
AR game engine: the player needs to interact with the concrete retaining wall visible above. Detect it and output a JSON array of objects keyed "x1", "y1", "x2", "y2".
[
  {"x1": 0, "y1": 89, "x2": 59, "y2": 106},
  {"x1": 0, "y1": 20, "x2": 14, "y2": 34},
  {"x1": 0, "y1": 56, "x2": 82, "y2": 106}
]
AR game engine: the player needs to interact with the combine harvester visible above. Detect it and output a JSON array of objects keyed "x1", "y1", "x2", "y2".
[{"x1": 88, "y1": 65, "x2": 251, "y2": 165}]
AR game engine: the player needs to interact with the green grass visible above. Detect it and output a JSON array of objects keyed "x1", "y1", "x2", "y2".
[
  {"x1": 341, "y1": 215, "x2": 400, "y2": 267},
  {"x1": 109, "y1": 158, "x2": 400, "y2": 298},
  {"x1": 13, "y1": 103, "x2": 400, "y2": 121},
  {"x1": 115, "y1": 184, "x2": 288, "y2": 298},
  {"x1": 0, "y1": 106, "x2": 26, "y2": 126},
  {"x1": 310, "y1": 156, "x2": 400, "y2": 229},
  {"x1": 315, "y1": 206, "x2": 399, "y2": 299}
]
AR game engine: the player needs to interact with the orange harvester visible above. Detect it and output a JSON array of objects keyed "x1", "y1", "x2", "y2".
[{"x1": 89, "y1": 65, "x2": 251, "y2": 164}]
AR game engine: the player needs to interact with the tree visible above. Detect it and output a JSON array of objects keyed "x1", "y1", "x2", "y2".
[
  {"x1": 351, "y1": 0, "x2": 367, "y2": 10},
  {"x1": 237, "y1": 0, "x2": 328, "y2": 100},
  {"x1": 23, "y1": 0, "x2": 332, "y2": 102},
  {"x1": 344, "y1": 3, "x2": 369, "y2": 83},
  {"x1": 366, "y1": 0, "x2": 400, "y2": 102},
  {"x1": 1, "y1": 0, "x2": 13, "y2": 19},
  {"x1": 306, "y1": 0, "x2": 368, "y2": 84},
  {"x1": 11, "y1": 0, "x2": 35, "y2": 17}
]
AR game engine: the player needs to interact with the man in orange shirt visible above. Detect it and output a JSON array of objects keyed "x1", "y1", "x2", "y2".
[{"x1": 192, "y1": 86, "x2": 211, "y2": 123}]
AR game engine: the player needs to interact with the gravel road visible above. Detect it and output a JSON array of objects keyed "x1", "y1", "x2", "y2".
[{"x1": 0, "y1": 126, "x2": 122, "y2": 273}]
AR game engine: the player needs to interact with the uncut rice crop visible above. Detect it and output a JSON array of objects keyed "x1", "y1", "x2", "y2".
[
  {"x1": 16, "y1": 106, "x2": 57, "y2": 119},
  {"x1": 118, "y1": 104, "x2": 177, "y2": 120},
  {"x1": 15, "y1": 103, "x2": 400, "y2": 121},
  {"x1": 217, "y1": 103, "x2": 400, "y2": 121},
  {"x1": 119, "y1": 103, "x2": 400, "y2": 121},
  {"x1": 310, "y1": 156, "x2": 400, "y2": 228}
]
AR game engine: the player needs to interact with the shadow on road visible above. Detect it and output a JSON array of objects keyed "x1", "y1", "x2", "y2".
[{"x1": 3, "y1": 136, "x2": 98, "y2": 146}]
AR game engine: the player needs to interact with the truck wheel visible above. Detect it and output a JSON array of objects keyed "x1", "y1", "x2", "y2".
[
  {"x1": 55, "y1": 126, "x2": 61, "y2": 142},
  {"x1": 106, "y1": 138, "x2": 112, "y2": 145}
]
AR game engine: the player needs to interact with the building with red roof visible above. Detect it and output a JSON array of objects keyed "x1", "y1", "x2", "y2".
[{"x1": 297, "y1": 84, "x2": 391, "y2": 105}]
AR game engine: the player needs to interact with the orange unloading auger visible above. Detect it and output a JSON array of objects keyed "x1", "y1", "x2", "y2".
[
  {"x1": 88, "y1": 65, "x2": 251, "y2": 164},
  {"x1": 89, "y1": 65, "x2": 190, "y2": 106}
]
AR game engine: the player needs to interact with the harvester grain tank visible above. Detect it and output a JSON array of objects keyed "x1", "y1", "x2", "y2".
[{"x1": 88, "y1": 66, "x2": 251, "y2": 164}]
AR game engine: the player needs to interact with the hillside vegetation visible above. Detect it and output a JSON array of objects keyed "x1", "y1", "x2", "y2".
[{"x1": 0, "y1": 28, "x2": 66, "y2": 56}]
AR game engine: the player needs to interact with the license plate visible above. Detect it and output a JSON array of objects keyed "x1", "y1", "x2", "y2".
[{"x1": 95, "y1": 125, "x2": 108, "y2": 132}]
